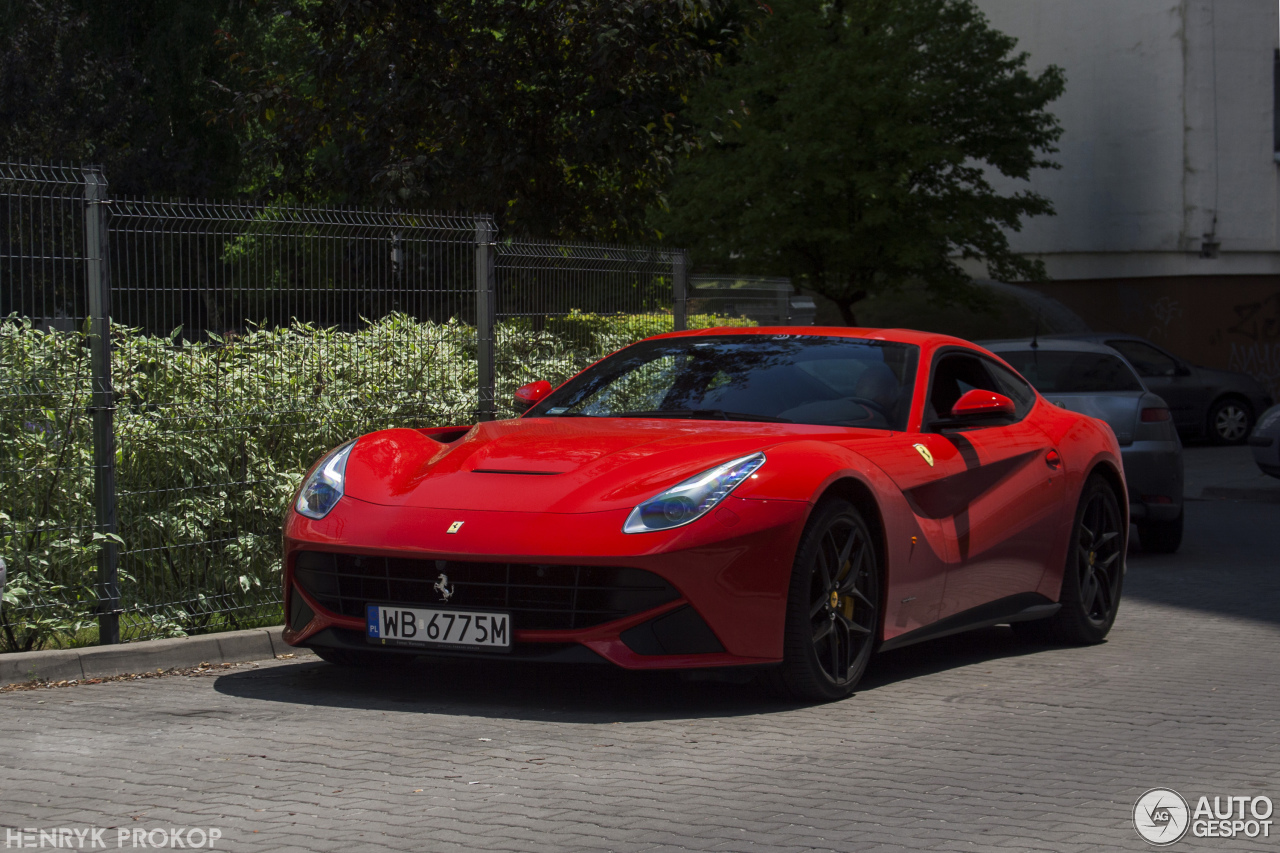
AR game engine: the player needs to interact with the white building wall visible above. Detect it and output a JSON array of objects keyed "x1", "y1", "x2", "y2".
[{"x1": 971, "y1": 0, "x2": 1280, "y2": 279}]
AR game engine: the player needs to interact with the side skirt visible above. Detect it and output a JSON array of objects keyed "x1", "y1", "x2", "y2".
[{"x1": 878, "y1": 592, "x2": 1060, "y2": 653}]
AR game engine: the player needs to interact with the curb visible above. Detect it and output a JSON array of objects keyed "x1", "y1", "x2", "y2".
[
  {"x1": 1199, "y1": 486, "x2": 1280, "y2": 504},
  {"x1": 0, "y1": 625, "x2": 301, "y2": 686}
]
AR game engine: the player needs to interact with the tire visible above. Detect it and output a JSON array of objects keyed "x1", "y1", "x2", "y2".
[
  {"x1": 1012, "y1": 474, "x2": 1125, "y2": 646},
  {"x1": 767, "y1": 499, "x2": 881, "y2": 702},
  {"x1": 1138, "y1": 510, "x2": 1183, "y2": 554},
  {"x1": 1207, "y1": 397, "x2": 1252, "y2": 445}
]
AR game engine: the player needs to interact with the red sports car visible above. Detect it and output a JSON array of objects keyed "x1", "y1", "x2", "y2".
[{"x1": 283, "y1": 327, "x2": 1127, "y2": 700}]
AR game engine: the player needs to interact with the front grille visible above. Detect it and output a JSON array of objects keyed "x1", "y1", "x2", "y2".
[{"x1": 293, "y1": 550, "x2": 679, "y2": 631}]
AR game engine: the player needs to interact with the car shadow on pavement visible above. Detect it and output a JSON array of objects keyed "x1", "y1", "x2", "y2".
[
  {"x1": 212, "y1": 625, "x2": 1046, "y2": 723},
  {"x1": 1123, "y1": 500, "x2": 1280, "y2": 629}
]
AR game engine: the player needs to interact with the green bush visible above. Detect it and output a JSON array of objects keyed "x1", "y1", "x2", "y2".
[{"x1": 0, "y1": 310, "x2": 753, "y2": 651}]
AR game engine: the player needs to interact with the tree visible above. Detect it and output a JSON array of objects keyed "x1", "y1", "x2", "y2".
[
  {"x1": 218, "y1": 0, "x2": 759, "y2": 240},
  {"x1": 656, "y1": 0, "x2": 1065, "y2": 326},
  {"x1": 0, "y1": 0, "x2": 257, "y2": 196}
]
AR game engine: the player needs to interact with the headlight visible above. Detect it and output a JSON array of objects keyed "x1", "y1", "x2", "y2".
[
  {"x1": 623, "y1": 452, "x2": 765, "y2": 534},
  {"x1": 295, "y1": 440, "x2": 357, "y2": 520}
]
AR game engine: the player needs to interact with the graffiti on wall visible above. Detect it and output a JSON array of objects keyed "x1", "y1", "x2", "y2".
[
  {"x1": 1146, "y1": 296, "x2": 1182, "y2": 342},
  {"x1": 1225, "y1": 293, "x2": 1280, "y2": 343},
  {"x1": 1222, "y1": 293, "x2": 1280, "y2": 401},
  {"x1": 1228, "y1": 343, "x2": 1280, "y2": 400}
]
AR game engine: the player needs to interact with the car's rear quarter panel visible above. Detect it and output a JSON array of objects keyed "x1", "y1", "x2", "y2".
[{"x1": 1027, "y1": 401, "x2": 1129, "y2": 601}]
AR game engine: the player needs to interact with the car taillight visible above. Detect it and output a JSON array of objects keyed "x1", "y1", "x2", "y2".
[{"x1": 1141, "y1": 407, "x2": 1171, "y2": 422}]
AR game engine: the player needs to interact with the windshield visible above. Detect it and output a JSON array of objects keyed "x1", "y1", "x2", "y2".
[
  {"x1": 527, "y1": 334, "x2": 920, "y2": 430},
  {"x1": 997, "y1": 350, "x2": 1143, "y2": 393}
]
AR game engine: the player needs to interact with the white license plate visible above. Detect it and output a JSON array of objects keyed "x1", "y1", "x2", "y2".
[{"x1": 365, "y1": 604, "x2": 511, "y2": 651}]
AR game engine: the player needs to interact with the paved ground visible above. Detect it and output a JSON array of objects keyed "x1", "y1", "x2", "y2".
[
  {"x1": 3, "y1": 498, "x2": 1278, "y2": 851},
  {"x1": 1183, "y1": 445, "x2": 1280, "y2": 502}
]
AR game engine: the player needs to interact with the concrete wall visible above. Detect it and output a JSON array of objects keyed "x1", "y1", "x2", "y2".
[
  {"x1": 973, "y1": 0, "x2": 1280, "y2": 278},
  {"x1": 968, "y1": 1, "x2": 1280, "y2": 398}
]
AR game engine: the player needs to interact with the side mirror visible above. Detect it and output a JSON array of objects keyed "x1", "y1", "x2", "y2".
[
  {"x1": 513, "y1": 380, "x2": 552, "y2": 413},
  {"x1": 1174, "y1": 362, "x2": 1192, "y2": 377},
  {"x1": 951, "y1": 389, "x2": 1016, "y2": 419},
  {"x1": 932, "y1": 389, "x2": 1016, "y2": 430}
]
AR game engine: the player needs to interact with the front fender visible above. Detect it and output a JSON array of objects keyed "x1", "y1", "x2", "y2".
[{"x1": 734, "y1": 439, "x2": 949, "y2": 639}]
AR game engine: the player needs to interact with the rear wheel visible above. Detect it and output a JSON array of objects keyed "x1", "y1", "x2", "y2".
[
  {"x1": 1013, "y1": 474, "x2": 1125, "y2": 645},
  {"x1": 1208, "y1": 397, "x2": 1252, "y2": 445},
  {"x1": 1138, "y1": 510, "x2": 1183, "y2": 554},
  {"x1": 769, "y1": 499, "x2": 881, "y2": 702}
]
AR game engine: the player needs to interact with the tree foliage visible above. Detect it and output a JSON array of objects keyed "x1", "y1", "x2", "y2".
[
  {"x1": 657, "y1": 0, "x2": 1066, "y2": 325},
  {"x1": 219, "y1": 0, "x2": 757, "y2": 239},
  {"x1": 0, "y1": 310, "x2": 751, "y2": 651},
  {"x1": 0, "y1": 0, "x2": 256, "y2": 196}
]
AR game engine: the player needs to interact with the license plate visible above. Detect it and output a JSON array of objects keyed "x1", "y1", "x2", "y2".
[{"x1": 366, "y1": 604, "x2": 511, "y2": 652}]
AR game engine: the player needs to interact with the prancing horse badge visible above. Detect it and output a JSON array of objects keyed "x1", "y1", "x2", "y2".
[
  {"x1": 912, "y1": 443, "x2": 934, "y2": 467},
  {"x1": 447, "y1": 521, "x2": 464, "y2": 534}
]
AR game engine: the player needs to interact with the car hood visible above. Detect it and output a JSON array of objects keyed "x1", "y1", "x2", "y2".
[
  {"x1": 342, "y1": 417, "x2": 865, "y2": 513},
  {"x1": 1195, "y1": 365, "x2": 1266, "y2": 395}
]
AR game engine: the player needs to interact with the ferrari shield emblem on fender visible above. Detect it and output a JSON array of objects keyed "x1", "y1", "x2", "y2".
[
  {"x1": 912, "y1": 443, "x2": 934, "y2": 467},
  {"x1": 447, "y1": 521, "x2": 464, "y2": 534}
]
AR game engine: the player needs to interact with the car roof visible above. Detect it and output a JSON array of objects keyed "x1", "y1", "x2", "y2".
[
  {"x1": 1042, "y1": 332, "x2": 1148, "y2": 344},
  {"x1": 982, "y1": 338, "x2": 1124, "y2": 355},
  {"x1": 650, "y1": 325, "x2": 977, "y2": 349}
]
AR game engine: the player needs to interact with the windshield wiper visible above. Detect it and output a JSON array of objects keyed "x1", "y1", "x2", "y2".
[{"x1": 614, "y1": 409, "x2": 792, "y2": 423}]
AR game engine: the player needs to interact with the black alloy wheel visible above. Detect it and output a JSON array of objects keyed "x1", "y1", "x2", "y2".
[
  {"x1": 1014, "y1": 474, "x2": 1125, "y2": 645},
  {"x1": 771, "y1": 499, "x2": 881, "y2": 702},
  {"x1": 1208, "y1": 397, "x2": 1252, "y2": 445}
]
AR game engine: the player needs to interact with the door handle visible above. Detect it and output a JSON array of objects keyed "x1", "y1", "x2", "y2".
[{"x1": 1045, "y1": 449, "x2": 1062, "y2": 470}]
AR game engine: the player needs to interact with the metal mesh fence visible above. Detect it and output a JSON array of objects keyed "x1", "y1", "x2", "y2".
[
  {"x1": 689, "y1": 274, "x2": 814, "y2": 325},
  {"x1": 105, "y1": 200, "x2": 484, "y2": 641},
  {"x1": 492, "y1": 241, "x2": 683, "y2": 418},
  {"x1": 0, "y1": 164, "x2": 99, "y2": 652},
  {"x1": 0, "y1": 161, "x2": 719, "y2": 650}
]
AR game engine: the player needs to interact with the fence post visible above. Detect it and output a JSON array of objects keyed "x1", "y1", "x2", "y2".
[
  {"x1": 84, "y1": 167, "x2": 119, "y2": 645},
  {"x1": 672, "y1": 250, "x2": 688, "y2": 332},
  {"x1": 475, "y1": 217, "x2": 497, "y2": 422}
]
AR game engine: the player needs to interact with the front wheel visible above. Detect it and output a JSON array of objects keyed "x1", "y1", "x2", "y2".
[
  {"x1": 1013, "y1": 474, "x2": 1125, "y2": 645},
  {"x1": 769, "y1": 499, "x2": 881, "y2": 702}
]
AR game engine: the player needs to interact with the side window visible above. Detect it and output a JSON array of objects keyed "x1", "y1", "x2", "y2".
[
  {"x1": 984, "y1": 359, "x2": 1037, "y2": 417},
  {"x1": 1108, "y1": 340, "x2": 1177, "y2": 378},
  {"x1": 926, "y1": 353, "x2": 1001, "y2": 424}
]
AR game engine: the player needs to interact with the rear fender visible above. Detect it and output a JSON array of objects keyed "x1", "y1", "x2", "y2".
[{"x1": 1034, "y1": 414, "x2": 1129, "y2": 601}]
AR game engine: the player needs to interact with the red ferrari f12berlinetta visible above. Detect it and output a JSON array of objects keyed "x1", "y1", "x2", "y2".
[{"x1": 283, "y1": 327, "x2": 1126, "y2": 701}]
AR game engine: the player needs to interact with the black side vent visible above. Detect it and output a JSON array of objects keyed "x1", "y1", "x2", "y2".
[{"x1": 620, "y1": 605, "x2": 724, "y2": 656}]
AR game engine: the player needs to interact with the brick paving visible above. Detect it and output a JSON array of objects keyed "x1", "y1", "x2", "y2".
[{"x1": 3, "y1": 498, "x2": 1278, "y2": 852}]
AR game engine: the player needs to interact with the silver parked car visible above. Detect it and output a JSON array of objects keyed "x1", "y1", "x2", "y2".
[
  {"x1": 1248, "y1": 404, "x2": 1280, "y2": 479},
  {"x1": 984, "y1": 338, "x2": 1185, "y2": 553}
]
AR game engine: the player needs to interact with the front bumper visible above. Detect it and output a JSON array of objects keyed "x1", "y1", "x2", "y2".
[
  {"x1": 1121, "y1": 439, "x2": 1184, "y2": 521},
  {"x1": 282, "y1": 494, "x2": 811, "y2": 669}
]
